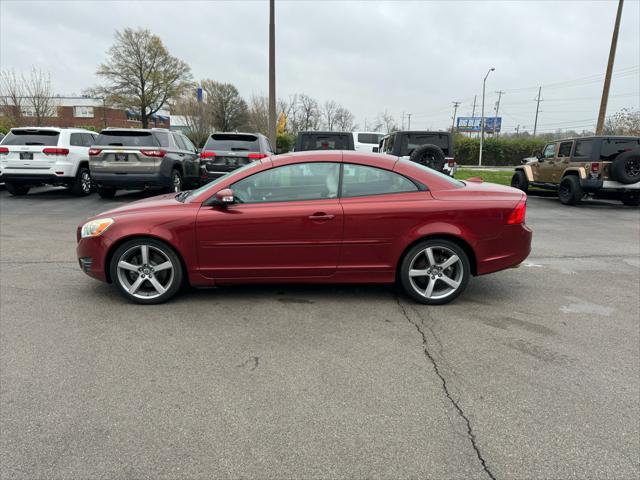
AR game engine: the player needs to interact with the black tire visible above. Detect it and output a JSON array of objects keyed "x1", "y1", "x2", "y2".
[
  {"x1": 558, "y1": 175, "x2": 583, "y2": 205},
  {"x1": 511, "y1": 170, "x2": 529, "y2": 193},
  {"x1": 621, "y1": 192, "x2": 640, "y2": 206},
  {"x1": 399, "y1": 238, "x2": 470, "y2": 305},
  {"x1": 409, "y1": 144, "x2": 446, "y2": 172},
  {"x1": 5, "y1": 182, "x2": 30, "y2": 196},
  {"x1": 168, "y1": 169, "x2": 182, "y2": 193},
  {"x1": 69, "y1": 166, "x2": 92, "y2": 196},
  {"x1": 109, "y1": 238, "x2": 184, "y2": 305},
  {"x1": 97, "y1": 186, "x2": 117, "y2": 199},
  {"x1": 610, "y1": 151, "x2": 640, "y2": 185}
]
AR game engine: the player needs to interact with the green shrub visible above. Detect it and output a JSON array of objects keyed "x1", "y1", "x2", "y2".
[
  {"x1": 277, "y1": 133, "x2": 295, "y2": 153},
  {"x1": 453, "y1": 134, "x2": 545, "y2": 166}
]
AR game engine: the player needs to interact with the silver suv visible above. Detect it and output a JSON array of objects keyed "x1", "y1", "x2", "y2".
[{"x1": 89, "y1": 128, "x2": 199, "y2": 198}]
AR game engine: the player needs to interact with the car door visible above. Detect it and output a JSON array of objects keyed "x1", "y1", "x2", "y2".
[
  {"x1": 554, "y1": 140, "x2": 574, "y2": 182},
  {"x1": 536, "y1": 142, "x2": 558, "y2": 182},
  {"x1": 338, "y1": 163, "x2": 428, "y2": 272},
  {"x1": 195, "y1": 160, "x2": 343, "y2": 279},
  {"x1": 175, "y1": 133, "x2": 199, "y2": 185},
  {"x1": 68, "y1": 132, "x2": 87, "y2": 175}
]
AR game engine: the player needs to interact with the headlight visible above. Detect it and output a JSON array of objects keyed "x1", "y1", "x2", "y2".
[{"x1": 81, "y1": 218, "x2": 114, "y2": 238}]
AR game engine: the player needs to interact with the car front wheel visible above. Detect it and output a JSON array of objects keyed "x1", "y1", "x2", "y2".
[
  {"x1": 110, "y1": 238, "x2": 183, "y2": 304},
  {"x1": 399, "y1": 239, "x2": 470, "y2": 305},
  {"x1": 558, "y1": 175, "x2": 583, "y2": 205},
  {"x1": 511, "y1": 171, "x2": 529, "y2": 193}
]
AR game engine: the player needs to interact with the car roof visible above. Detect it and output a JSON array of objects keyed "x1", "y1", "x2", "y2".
[
  {"x1": 548, "y1": 135, "x2": 640, "y2": 142},
  {"x1": 297, "y1": 131, "x2": 351, "y2": 135},
  {"x1": 10, "y1": 126, "x2": 94, "y2": 132},
  {"x1": 209, "y1": 132, "x2": 263, "y2": 137}
]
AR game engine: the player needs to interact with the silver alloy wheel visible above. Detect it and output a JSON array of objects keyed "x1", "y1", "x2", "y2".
[
  {"x1": 407, "y1": 245, "x2": 464, "y2": 300},
  {"x1": 116, "y1": 244, "x2": 175, "y2": 300},
  {"x1": 81, "y1": 170, "x2": 92, "y2": 194},
  {"x1": 172, "y1": 172, "x2": 182, "y2": 192}
]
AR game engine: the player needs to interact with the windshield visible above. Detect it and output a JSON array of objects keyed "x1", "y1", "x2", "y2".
[
  {"x1": 185, "y1": 161, "x2": 260, "y2": 201},
  {"x1": 2, "y1": 130, "x2": 59, "y2": 146},
  {"x1": 205, "y1": 134, "x2": 260, "y2": 151},
  {"x1": 95, "y1": 131, "x2": 158, "y2": 147}
]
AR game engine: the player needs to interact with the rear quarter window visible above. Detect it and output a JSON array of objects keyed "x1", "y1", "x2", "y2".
[{"x1": 2, "y1": 130, "x2": 60, "y2": 146}]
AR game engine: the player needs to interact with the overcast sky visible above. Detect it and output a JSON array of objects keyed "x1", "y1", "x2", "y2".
[{"x1": 1, "y1": 0, "x2": 638, "y2": 134}]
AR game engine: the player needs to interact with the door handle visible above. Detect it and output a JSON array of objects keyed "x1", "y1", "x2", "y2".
[{"x1": 308, "y1": 213, "x2": 335, "y2": 221}]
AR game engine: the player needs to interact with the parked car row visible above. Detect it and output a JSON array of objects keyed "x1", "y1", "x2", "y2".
[{"x1": 0, "y1": 126, "x2": 460, "y2": 197}]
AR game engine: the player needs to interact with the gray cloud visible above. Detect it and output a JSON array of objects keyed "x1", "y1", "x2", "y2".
[{"x1": 1, "y1": 0, "x2": 638, "y2": 134}]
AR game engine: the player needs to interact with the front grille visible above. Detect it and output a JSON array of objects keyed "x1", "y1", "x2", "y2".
[{"x1": 79, "y1": 257, "x2": 93, "y2": 273}]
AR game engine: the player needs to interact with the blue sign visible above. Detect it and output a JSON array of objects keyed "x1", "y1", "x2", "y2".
[
  {"x1": 196, "y1": 87, "x2": 203, "y2": 103},
  {"x1": 457, "y1": 116, "x2": 502, "y2": 133}
]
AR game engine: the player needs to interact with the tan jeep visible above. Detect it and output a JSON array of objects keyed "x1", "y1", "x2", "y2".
[{"x1": 511, "y1": 136, "x2": 640, "y2": 206}]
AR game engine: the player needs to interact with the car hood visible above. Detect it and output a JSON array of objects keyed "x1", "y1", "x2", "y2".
[{"x1": 94, "y1": 193, "x2": 183, "y2": 218}]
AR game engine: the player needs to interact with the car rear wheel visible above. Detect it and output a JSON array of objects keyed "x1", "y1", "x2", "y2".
[
  {"x1": 5, "y1": 182, "x2": 30, "y2": 196},
  {"x1": 110, "y1": 238, "x2": 183, "y2": 304},
  {"x1": 97, "y1": 187, "x2": 117, "y2": 199},
  {"x1": 511, "y1": 171, "x2": 529, "y2": 193},
  {"x1": 70, "y1": 167, "x2": 92, "y2": 196},
  {"x1": 170, "y1": 169, "x2": 182, "y2": 193},
  {"x1": 621, "y1": 192, "x2": 640, "y2": 206},
  {"x1": 399, "y1": 239, "x2": 470, "y2": 305},
  {"x1": 558, "y1": 175, "x2": 583, "y2": 205}
]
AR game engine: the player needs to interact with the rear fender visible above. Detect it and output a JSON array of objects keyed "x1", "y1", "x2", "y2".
[{"x1": 562, "y1": 167, "x2": 586, "y2": 179}]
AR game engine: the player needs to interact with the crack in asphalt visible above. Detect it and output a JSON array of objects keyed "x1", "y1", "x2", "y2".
[{"x1": 395, "y1": 295, "x2": 497, "y2": 480}]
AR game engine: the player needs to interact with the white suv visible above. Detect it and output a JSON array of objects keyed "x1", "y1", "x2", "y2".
[
  {"x1": 0, "y1": 127, "x2": 98, "y2": 196},
  {"x1": 352, "y1": 131, "x2": 385, "y2": 152}
]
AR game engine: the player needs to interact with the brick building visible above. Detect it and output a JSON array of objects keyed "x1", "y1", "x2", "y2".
[{"x1": 1, "y1": 96, "x2": 170, "y2": 130}]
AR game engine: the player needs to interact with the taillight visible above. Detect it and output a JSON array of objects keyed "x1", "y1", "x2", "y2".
[
  {"x1": 446, "y1": 157, "x2": 456, "y2": 167},
  {"x1": 140, "y1": 149, "x2": 166, "y2": 158},
  {"x1": 0, "y1": 147, "x2": 8, "y2": 155},
  {"x1": 590, "y1": 162, "x2": 600, "y2": 172},
  {"x1": 88, "y1": 148, "x2": 102, "y2": 156},
  {"x1": 43, "y1": 148, "x2": 69, "y2": 155},
  {"x1": 507, "y1": 198, "x2": 527, "y2": 225},
  {"x1": 248, "y1": 153, "x2": 268, "y2": 159},
  {"x1": 200, "y1": 151, "x2": 216, "y2": 159}
]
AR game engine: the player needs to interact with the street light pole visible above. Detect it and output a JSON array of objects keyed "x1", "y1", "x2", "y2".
[
  {"x1": 479, "y1": 67, "x2": 495, "y2": 167},
  {"x1": 268, "y1": 0, "x2": 276, "y2": 149}
]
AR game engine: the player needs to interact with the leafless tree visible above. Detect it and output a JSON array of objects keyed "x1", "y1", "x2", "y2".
[
  {"x1": 246, "y1": 94, "x2": 269, "y2": 135},
  {"x1": 334, "y1": 106, "x2": 356, "y2": 131},
  {"x1": 0, "y1": 68, "x2": 57, "y2": 127},
  {"x1": 322, "y1": 100, "x2": 339, "y2": 131},
  {"x1": 174, "y1": 94, "x2": 212, "y2": 147},
  {"x1": 376, "y1": 110, "x2": 398, "y2": 133},
  {"x1": 297, "y1": 94, "x2": 321, "y2": 131},
  {"x1": 604, "y1": 108, "x2": 640, "y2": 136}
]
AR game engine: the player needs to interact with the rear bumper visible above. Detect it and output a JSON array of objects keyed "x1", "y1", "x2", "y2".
[
  {"x1": 0, "y1": 164, "x2": 76, "y2": 183},
  {"x1": 92, "y1": 172, "x2": 170, "y2": 190},
  {"x1": 476, "y1": 223, "x2": 533, "y2": 275},
  {"x1": 580, "y1": 178, "x2": 640, "y2": 191}
]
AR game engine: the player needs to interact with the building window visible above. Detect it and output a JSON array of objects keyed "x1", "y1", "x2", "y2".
[
  {"x1": 20, "y1": 105, "x2": 58, "y2": 117},
  {"x1": 74, "y1": 106, "x2": 94, "y2": 118}
]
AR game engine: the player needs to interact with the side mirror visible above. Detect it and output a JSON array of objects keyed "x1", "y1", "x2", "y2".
[
  {"x1": 205, "y1": 188, "x2": 235, "y2": 207},
  {"x1": 372, "y1": 147, "x2": 379, "y2": 153}
]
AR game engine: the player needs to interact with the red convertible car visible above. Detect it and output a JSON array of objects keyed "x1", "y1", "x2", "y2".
[{"x1": 77, "y1": 151, "x2": 532, "y2": 305}]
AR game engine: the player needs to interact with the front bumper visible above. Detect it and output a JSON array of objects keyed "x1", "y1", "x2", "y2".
[
  {"x1": 92, "y1": 172, "x2": 170, "y2": 190},
  {"x1": 76, "y1": 234, "x2": 114, "y2": 282}
]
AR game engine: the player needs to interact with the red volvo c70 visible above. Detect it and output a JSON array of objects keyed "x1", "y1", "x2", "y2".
[{"x1": 77, "y1": 151, "x2": 532, "y2": 305}]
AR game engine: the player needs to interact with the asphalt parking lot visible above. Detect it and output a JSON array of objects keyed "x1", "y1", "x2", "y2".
[{"x1": 1, "y1": 187, "x2": 638, "y2": 479}]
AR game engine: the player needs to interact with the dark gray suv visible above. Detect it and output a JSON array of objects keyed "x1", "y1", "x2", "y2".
[
  {"x1": 199, "y1": 132, "x2": 274, "y2": 183},
  {"x1": 89, "y1": 128, "x2": 200, "y2": 198}
]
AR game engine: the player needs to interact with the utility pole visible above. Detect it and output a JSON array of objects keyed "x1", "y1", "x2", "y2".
[
  {"x1": 407, "y1": 113, "x2": 412, "y2": 130},
  {"x1": 533, "y1": 86, "x2": 542, "y2": 137},
  {"x1": 401, "y1": 112, "x2": 405, "y2": 130},
  {"x1": 479, "y1": 67, "x2": 495, "y2": 167},
  {"x1": 268, "y1": 0, "x2": 276, "y2": 149},
  {"x1": 596, "y1": 0, "x2": 624, "y2": 134},
  {"x1": 451, "y1": 101, "x2": 461, "y2": 132},
  {"x1": 515, "y1": 124, "x2": 520, "y2": 137},
  {"x1": 494, "y1": 90, "x2": 504, "y2": 138}
]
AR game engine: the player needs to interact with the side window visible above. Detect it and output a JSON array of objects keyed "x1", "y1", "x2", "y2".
[
  {"x1": 231, "y1": 162, "x2": 340, "y2": 203},
  {"x1": 70, "y1": 133, "x2": 84, "y2": 146},
  {"x1": 181, "y1": 135, "x2": 196, "y2": 153},
  {"x1": 173, "y1": 133, "x2": 187, "y2": 150},
  {"x1": 573, "y1": 139, "x2": 594, "y2": 159},
  {"x1": 154, "y1": 132, "x2": 170, "y2": 148},
  {"x1": 82, "y1": 133, "x2": 96, "y2": 146},
  {"x1": 341, "y1": 164, "x2": 418, "y2": 198},
  {"x1": 542, "y1": 143, "x2": 556, "y2": 159},
  {"x1": 558, "y1": 141, "x2": 573, "y2": 158},
  {"x1": 600, "y1": 138, "x2": 640, "y2": 161}
]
